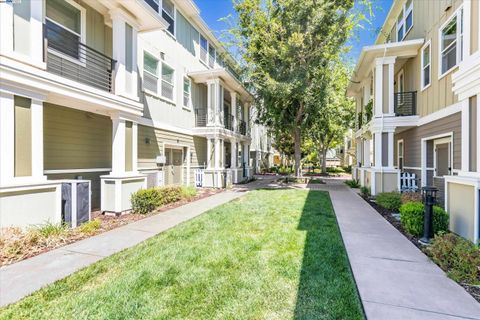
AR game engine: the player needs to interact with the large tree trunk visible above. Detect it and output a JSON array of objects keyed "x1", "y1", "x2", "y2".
[
  {"x1": 321, "y1": 147, "x2": 328, "y2": 174},
  {"x1": 294, "y1": 126, "x2": 302, "y2": 176}
]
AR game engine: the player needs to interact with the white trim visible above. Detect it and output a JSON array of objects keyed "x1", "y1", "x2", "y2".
[
  {"x1": 461, "y1": 99, "x2": 470, "y2": 172},
  {"x1": 396, "y1": 0, "x2": 413, "y2": 41},
  {"x1": 160, "y1": 60, "x2": 175, "y2": 103},
  {"x1": 438, "y1": 5, "x2": 464, "y2": 78},
  {"x1": 417, "y1": 102, "x2": 462, "y2": 126},
  {"x1": 433, "y1": 137, "x2": 453, "y2": 177},
  {"x1": 183, "y1": 76, "x2": 192, "y2": 109},
  {"x1": 420, "y1": 39, "x2": 431, "y2": 91},
  {"x1": 397, "y1": 139, "x2": 404, "y2": 170}
]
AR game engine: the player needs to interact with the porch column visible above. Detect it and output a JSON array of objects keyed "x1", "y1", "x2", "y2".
[
  {"x1": 244, "y1": 103, "x2": 250, "y2": 134},
  {"x1": 0, "y1": 92, "x2": 15, "y2": 185},
  {"x1": 230, "y1": 139, "x2": 237, "y2": 169},
  {"x1": 214, "y1": 137, "x2": 221, "y2": 169},
  {"x1": 363, "y1": 138, "x2": 371, "y2": 167},
  {"x1": 31, "y1": 99, "x2": 45, "y2": 180},
  {"x1": 206, "y1": 137, "x2": 214, "y2": 169},
  {"x1": 374, "y1": 57, "x2": 396, "y2": 117},
  {"x1": 230, "y1": 91, "x2": 237, "y2": 131},
  {"x1": 110, "y1": 116, "x2": 126, "y2": 175},
  {"x1": 373, "y1": 132, "x2": 382, "y2": 169},
  {"x1": 110, "y1": 9, "x2": 139, "y2": 100},
  {"x1": 387, "y1": 131, "x2": 394, "y2": 168},
  {"x1": 30, "y1": 0, "x2": 44, "y2": 66},
  {"x1": 131, "y1": 122, "x2": 138, "y2": 173},
  {"x1": 206, "y1": 79, "x2": 220, "y2": 126}
]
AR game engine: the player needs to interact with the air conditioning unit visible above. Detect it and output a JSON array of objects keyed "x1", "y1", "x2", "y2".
[{"x1": 61, "y1": 180, "x2": 91, "y2": 227}]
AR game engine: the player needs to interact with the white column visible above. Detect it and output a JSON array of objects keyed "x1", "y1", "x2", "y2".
[
  {"x1": 0, "y1": 3, "x2": 13, "y2": 56},
  {"x1": 462, "y1": 99, "x2": 470, "y2": 172},
  {"x1": 214, "y1": 138, "x2": 221, "y2": 169},
  {"x1": 388, "y1": 62, "x2": 395, "y2": 115},
  {"x1": 374, "y1": 61, "x2": 383, "y2": 117},
  {"x1": 230, "y1": 139, "x2": 237, "y2": 169},
  {"x1": 364, "y1": 139, "x2": 371, "y2": 167},
  {"x1": 244, "y1": 103, "x2": 250, "y2": 134},
  {"x1": 0, "y1": 92, "x2": 15, "y2": 185},
  {"x1": 132, "y1": 122, "x2": 138, "y2": 173},
  {"x1": 206, "y1": 138, "x2": 213, "y2": 169},
  {"x1": 186, "y1": 146, "x2": 191, "y2": 185},
  {"x1": 111, "y1": 11, "x2": 126, "y2": 97},
  {"x1": 207, "y1": 80, "x2": 220, "y2": 126},
  {"x1": 130, "y1": 28, "x2": 138, "y2": 99},
  {"x1": 477, "y1": 95, "x2": 480, "y2": 172},
  {"x1": 230, "y1": 91, "x2": 237, "y2": 131},
  {"x1": 374, "y1": 132, "x2": 382, "y2": 169},
  {"x1": 111, "y1": 116, "x2": 126, "y2": 175},
  {"x1": 31, "y1": 100, "x2": 45, "y2": 180},
  {"x1": 219, "y1": 85, "x2": 224, "y2": 126},
  {"x1": 388, "y1": 131, "x2": 394, "y2": 168},
  {"x1": 30, "y1": 0, "x2": 44, "y2": 65}
]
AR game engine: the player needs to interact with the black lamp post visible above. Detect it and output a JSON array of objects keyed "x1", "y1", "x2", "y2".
[{"x1": 420, "y1": 186, "x2": 438, "y2": 245}]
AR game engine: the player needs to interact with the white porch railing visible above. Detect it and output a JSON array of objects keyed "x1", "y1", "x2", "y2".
[
  {"x1": 194, "y1": 169, "x2": 205, "y2": 187},
  {"x1": 399, "y1": 172, "x2": 418, "y2": 192}
]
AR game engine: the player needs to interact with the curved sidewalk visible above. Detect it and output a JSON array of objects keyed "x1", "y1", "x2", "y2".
[{"x1": 312, "y1": 181, "x2": 480, "y2": 320}]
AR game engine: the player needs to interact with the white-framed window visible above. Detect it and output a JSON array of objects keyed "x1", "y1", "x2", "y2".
[
  {"x1": 396, "y1": 0, "x2": 413, "y2": 41},
  {"x1": 439, "y1": 6, "x2": 464, "y2": 77},
  {"x1": 397, "y1": 69, "x2": 405, "y2": 104},
  {"x1": 397, "y1": 139, "x2": 404, "y2": 170},
  {"x1": 421, "y1": 41, "x2": 431, "y2": 90},
  {"x1": 162, "y1": 0, "x2": 175, "y2": 36},
  {"x1": 45, "y1": 0, "x2": 86, "y2": 61},
  {"x1": 183, "y1": 76, "x2": 191, "y2": 108},
  {"x1": 143, "y1": 51, "x2": 159, "y2": 93},
  {"x1": 161, "y1": 62, "x2": 175, "y2": 101},
  {"x1": 200, "y1": 35, "x2": 208, "y2": 63},
  {"x1": 208, "y1": 44, "x2": 215, "y2": 68}
]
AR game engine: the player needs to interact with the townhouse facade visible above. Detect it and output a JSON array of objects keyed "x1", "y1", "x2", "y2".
[
  {"x1": 349, "y1": 0, "x2": 480, "y2": 242},
  {"x1": 0, "y1": 0, "x2": 259, "y2": 228}
]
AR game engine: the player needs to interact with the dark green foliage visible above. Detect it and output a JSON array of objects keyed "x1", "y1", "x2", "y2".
[
  {"x1": 399, "y1": 202, "x2": 449, "y2": 236},
  {"x1": 344, "y1": 179, "x2": 360, "y2": 188},
  {"x1": 131, "y1": 186, "x2": 197, "y2": 214},
  {"x1": 428, "y1": 233, "x2": 480, "y2": 284},
  {"x1": 360, "y1": 186, "x2": 370, "y2": 196},
  {"x1": 375, "y1": 192, "x2": 402, "y2": 211}
]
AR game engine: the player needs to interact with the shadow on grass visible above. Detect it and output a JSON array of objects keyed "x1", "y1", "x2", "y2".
[{"x1": 294, "y1": 190, "x2": 364, "y2": 320}]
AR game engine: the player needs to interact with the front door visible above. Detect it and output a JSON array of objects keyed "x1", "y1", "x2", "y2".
[
  {"x1": 435, "y1": 141, "x2": 451, "y2": 177},
  {"x1": 165, "y1": 148, "x2": 183, "y2": 185}
]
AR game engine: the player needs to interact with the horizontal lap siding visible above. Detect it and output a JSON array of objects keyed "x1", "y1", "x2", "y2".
[{"x1": 395, "y1": 112, "x2": 462, "y2": 169}]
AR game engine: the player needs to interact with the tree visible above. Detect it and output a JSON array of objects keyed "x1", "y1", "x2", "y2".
[
  {"x1": 231, "y1": 0, "x2": 360, "y2": 176},
  {"x1": 307, "y1": 60, "x2": 355, "y2": 173}
]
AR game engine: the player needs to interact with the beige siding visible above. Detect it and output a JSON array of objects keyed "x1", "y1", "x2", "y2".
[
  {"x1": 44, "y1": 103, "x2": 112, "y2": 170},
  {"x1": 125, "y1": 121, "x2": 133, "y2": 172},
  {"x1": 448, "y1": 182, "x2": 475, "y2": 241},
  {"x1": 14, "y1": 96, "x2": 32, "y2": 177},
  {"x1": 394, "y1": 112, "x2": 462, "y2": 169}
]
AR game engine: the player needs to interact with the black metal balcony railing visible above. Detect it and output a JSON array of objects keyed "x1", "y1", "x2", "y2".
[
  {"x1": 237, "y1": 120, "x2": 247, "y2": 135},
  {"x1": 224, "y1": 114, "x2": 234, "y2": 131},
  {"x1": 394, "y1": 91, "x2": 417, "y2": 116},
  {"x1": 195, "y1": 108, "x2": 207, "y2": 127},
  {"x1": 44, "y1": 21, "x2": 116, "y2": 92}
]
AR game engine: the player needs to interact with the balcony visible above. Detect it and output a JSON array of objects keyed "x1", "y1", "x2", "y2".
[
  {"x1": 237, "y1": 120, "x2": 247, "y2": 135},
  {"x1": 44, "y1": 22, "x2": 116, "y2": 93},
  {"x1": 224, "y1": 114, "x2": 234, "y2": 131},
  {"x1": 394, "y1": 91, "x2": 417, "y2": 116},
  {"x1": 195, "y1": 108, "x2": 208, "y2": 127}
]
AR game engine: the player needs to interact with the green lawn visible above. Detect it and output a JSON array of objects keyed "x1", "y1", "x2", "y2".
[{"x1": 0, "y1": 189, "x2": 363, "y2": 320}]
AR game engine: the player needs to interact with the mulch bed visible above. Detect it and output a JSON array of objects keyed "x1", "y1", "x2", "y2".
[
  {"x1": 360, "y1": 195, "x2": 480, "y2": 303},
  {"x1": 0, "y1": 188, "x2": 223, "y2": 267}
]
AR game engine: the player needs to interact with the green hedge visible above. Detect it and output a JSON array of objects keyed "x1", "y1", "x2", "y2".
[
  {"x1": 344, "y1": 179, "x2": 360, "y2": 188},
  {"x1": 131, "y1": 186, "x2": 197, "y2": 214},
  {"x1": 375, "y1": 192, "x2": 402, "y2": 211},
  {"x1": 399, "y1": 202, "x2": 449, "y2": 236}
]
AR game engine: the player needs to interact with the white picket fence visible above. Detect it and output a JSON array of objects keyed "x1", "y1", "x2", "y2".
[
  {"x1": 399, "y1": 172, "x2": 418, "y2": 192},
  {"x1": 194, "y1": 169, "x2": 204, "y2": 187}
]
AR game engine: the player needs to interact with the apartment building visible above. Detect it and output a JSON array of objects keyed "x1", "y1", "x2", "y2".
[
  {"x1": 0, "y1": 0, "x2": 257, "y2": 228},
  {"x1": 249, "y1": 107, "x2": 274, "y2": 174},
  {"x1": 348, "y1": 0, "x2": 480, "y2": 242}
]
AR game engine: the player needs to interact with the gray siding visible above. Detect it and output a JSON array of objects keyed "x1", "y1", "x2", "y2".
[{"x1": 177, "y1": 11, "x2": 199, "y2": 56}]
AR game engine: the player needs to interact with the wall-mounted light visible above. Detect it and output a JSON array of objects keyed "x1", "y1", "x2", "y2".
[
  {"x1": 145, "y1": 137, "x2": 151, "y2": 144},
  {"x1": 160, "y1": 52, "x2": 165, "y2": 60}
]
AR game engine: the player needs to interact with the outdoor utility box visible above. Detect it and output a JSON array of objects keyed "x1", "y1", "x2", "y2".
[{"x1": 61, "y1": 180, "x2": 91, "y2": 227}]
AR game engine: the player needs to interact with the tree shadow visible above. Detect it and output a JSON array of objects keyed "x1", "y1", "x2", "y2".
[{"x1": 294, "y1": 190, "x2": 364, "y2": 320}]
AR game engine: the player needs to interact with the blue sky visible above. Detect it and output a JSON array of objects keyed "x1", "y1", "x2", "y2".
[{"x1": 195, "y1": 0, "x2": 394, "y2": 63}]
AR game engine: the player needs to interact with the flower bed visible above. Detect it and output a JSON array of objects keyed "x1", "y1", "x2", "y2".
[
  {"x1": 0, "y1": 188, "x2": 222, "y2": 267},
  {"x1": 361, "y1": 194, "x2": 480, "y2": 302}
]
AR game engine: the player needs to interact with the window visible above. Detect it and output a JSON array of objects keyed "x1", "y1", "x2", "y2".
[
  {"x1": 200, "y1": 35, "x2": 208, "y2": 63},
  {"x1": 143, "y1": 52, "x2": 159, "y2": 93},
  {"x1": 45, "y1": 0, "x2": 84, "y2": 60},
  {"x1": 161, "y1": 62, "x2": 174, "y2": 100},
  {"x1": 396, "y1": 0, "x2": 413, "y2": 41},
  {"x1": 397, "y1": 140, "x2": 404, "y2": 170},
  {"x1": 421, "y1": 41, "x2": 431, "y2": 89},
  {"x1": 440, "y1": 7, "x2": 464, "y2": 76},
  {"x1": 162, "y1": 0, "x2": 175, "y2": 36},
  {"x1": 183, "y1": 77, "x2": 191, "y2": 108},
  {"x1": 125, "y1": 23, "x2": 133, "y2": 73},
  {"x1": 208, "y1": 44, "x2": 215, "y2": 68},
  {"x1": 397, "y1": 70, "x2": 405, "y2": 104}
]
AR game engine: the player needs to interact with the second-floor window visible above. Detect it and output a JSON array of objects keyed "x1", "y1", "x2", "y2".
[
  {"x1": 200, "y1": 35, "x2": 208, "y2": 63},
  {"x1": 161, "y1": 62, "x2": 174, "y2": 101},
  {"x1": 208, "y1": 45, "x2": 215, "y2": 68},
  {"x1": 143, "y1": 52, "x2": 159, "y2": 93},
  {"x1": 45, "y1": 0, "x2": 85, "y2": 60},
  {"x1": 440, "y1": 7, "x2": 464, "y2": 76},
  {"x1": 162, "y1": 0, "x2": 175, "y2": 36},
  {"x1": 396, "y1": 0, "x2": 413, "y2": 41},
  {"x1": 421, "y1": 41, "x2": 431, "y2": 89},
  {"x1": 183, "y1": 77, "x2": 191, "y2": 108}
]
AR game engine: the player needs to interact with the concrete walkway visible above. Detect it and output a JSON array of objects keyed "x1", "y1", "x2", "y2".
[
  {"x1": 0, "y1": 177, "x2": 279, "y2": 307},
  {"x1": 311, "y1": 180, "x2": 480, "y2": 320}
]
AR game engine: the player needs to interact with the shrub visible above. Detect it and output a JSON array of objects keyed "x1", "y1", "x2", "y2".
[
  {"x1": 33, "y1": 222, "x2": 68, "y2": 238},
  {"x1": 342, "y1": 165, "x2": 352, "y2": 174},
  {"x1": 399, "y1": 202, "x2": 449, "y2": 236},
  {"x1": 401, "y1": 192, "x2": 422, "y2": 204},
  {"x1": 344, "y1": 179, "x2": 360, "y2": 188},
  {"x1": 79, "y1": 219, "x2": 101, "y2": 234},
  {"x1": 158, "y1": 186, "x2": 184, "y2": 205},
  {"x1": 180, "y1": 186, "x2": 197, "y2": 198},
  {"x1": 376, "y1": 192, "x2": 402, "y2": 211},
  {"x1": 131, "y1": 188, "x2": 162, "y2": 214},
  {"x1": 326, "y1": 166, "x2": 345, "y2": 173},
  {"x1": 360, "y1": 186, "x2": 370, "y2": 196},
  {"x1": 428, "y1": 233, "x2": 480, "y2": 284}
]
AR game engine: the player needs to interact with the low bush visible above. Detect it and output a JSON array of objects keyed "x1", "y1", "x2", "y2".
[
  {"x1": 376, "y1": 192, "x2": 402, "y2": 211},
  {"x1": 428, "y1": 233, "x2": 480, "y2": 284},
  {"x1": 278, "y1": 166, "x2": 294, "y2": 175},
  {"x1": 79, "y1": 219, "x2": 101, "y2": 234},
  {"x1": 180, "y1": 186, "x2": 197, "y2": 198},
  {"x1": 401, "y1": 191, "x2": 422, "y2": 204},
  {"x1": 34, "y1": 222, "x2": 68, "y2": 238},
  {"x1": 131, "y1": 186, "x2": 198, "y2": 214},
  {"x1": 344, "y1": 179, "x2": 360, "y2": 188},
  {"x1": 342, "y1": 166, "x2": 352, "y2": 174},
  {"x1": 360, "y1": 186, "x2": 370, "y2": 196},
  {"x1": 326, "y1": 166, "x2": 345, "y2": 173},
  {"x1": 399, "y1": 202, "x2": 449, "y2": 236}
]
